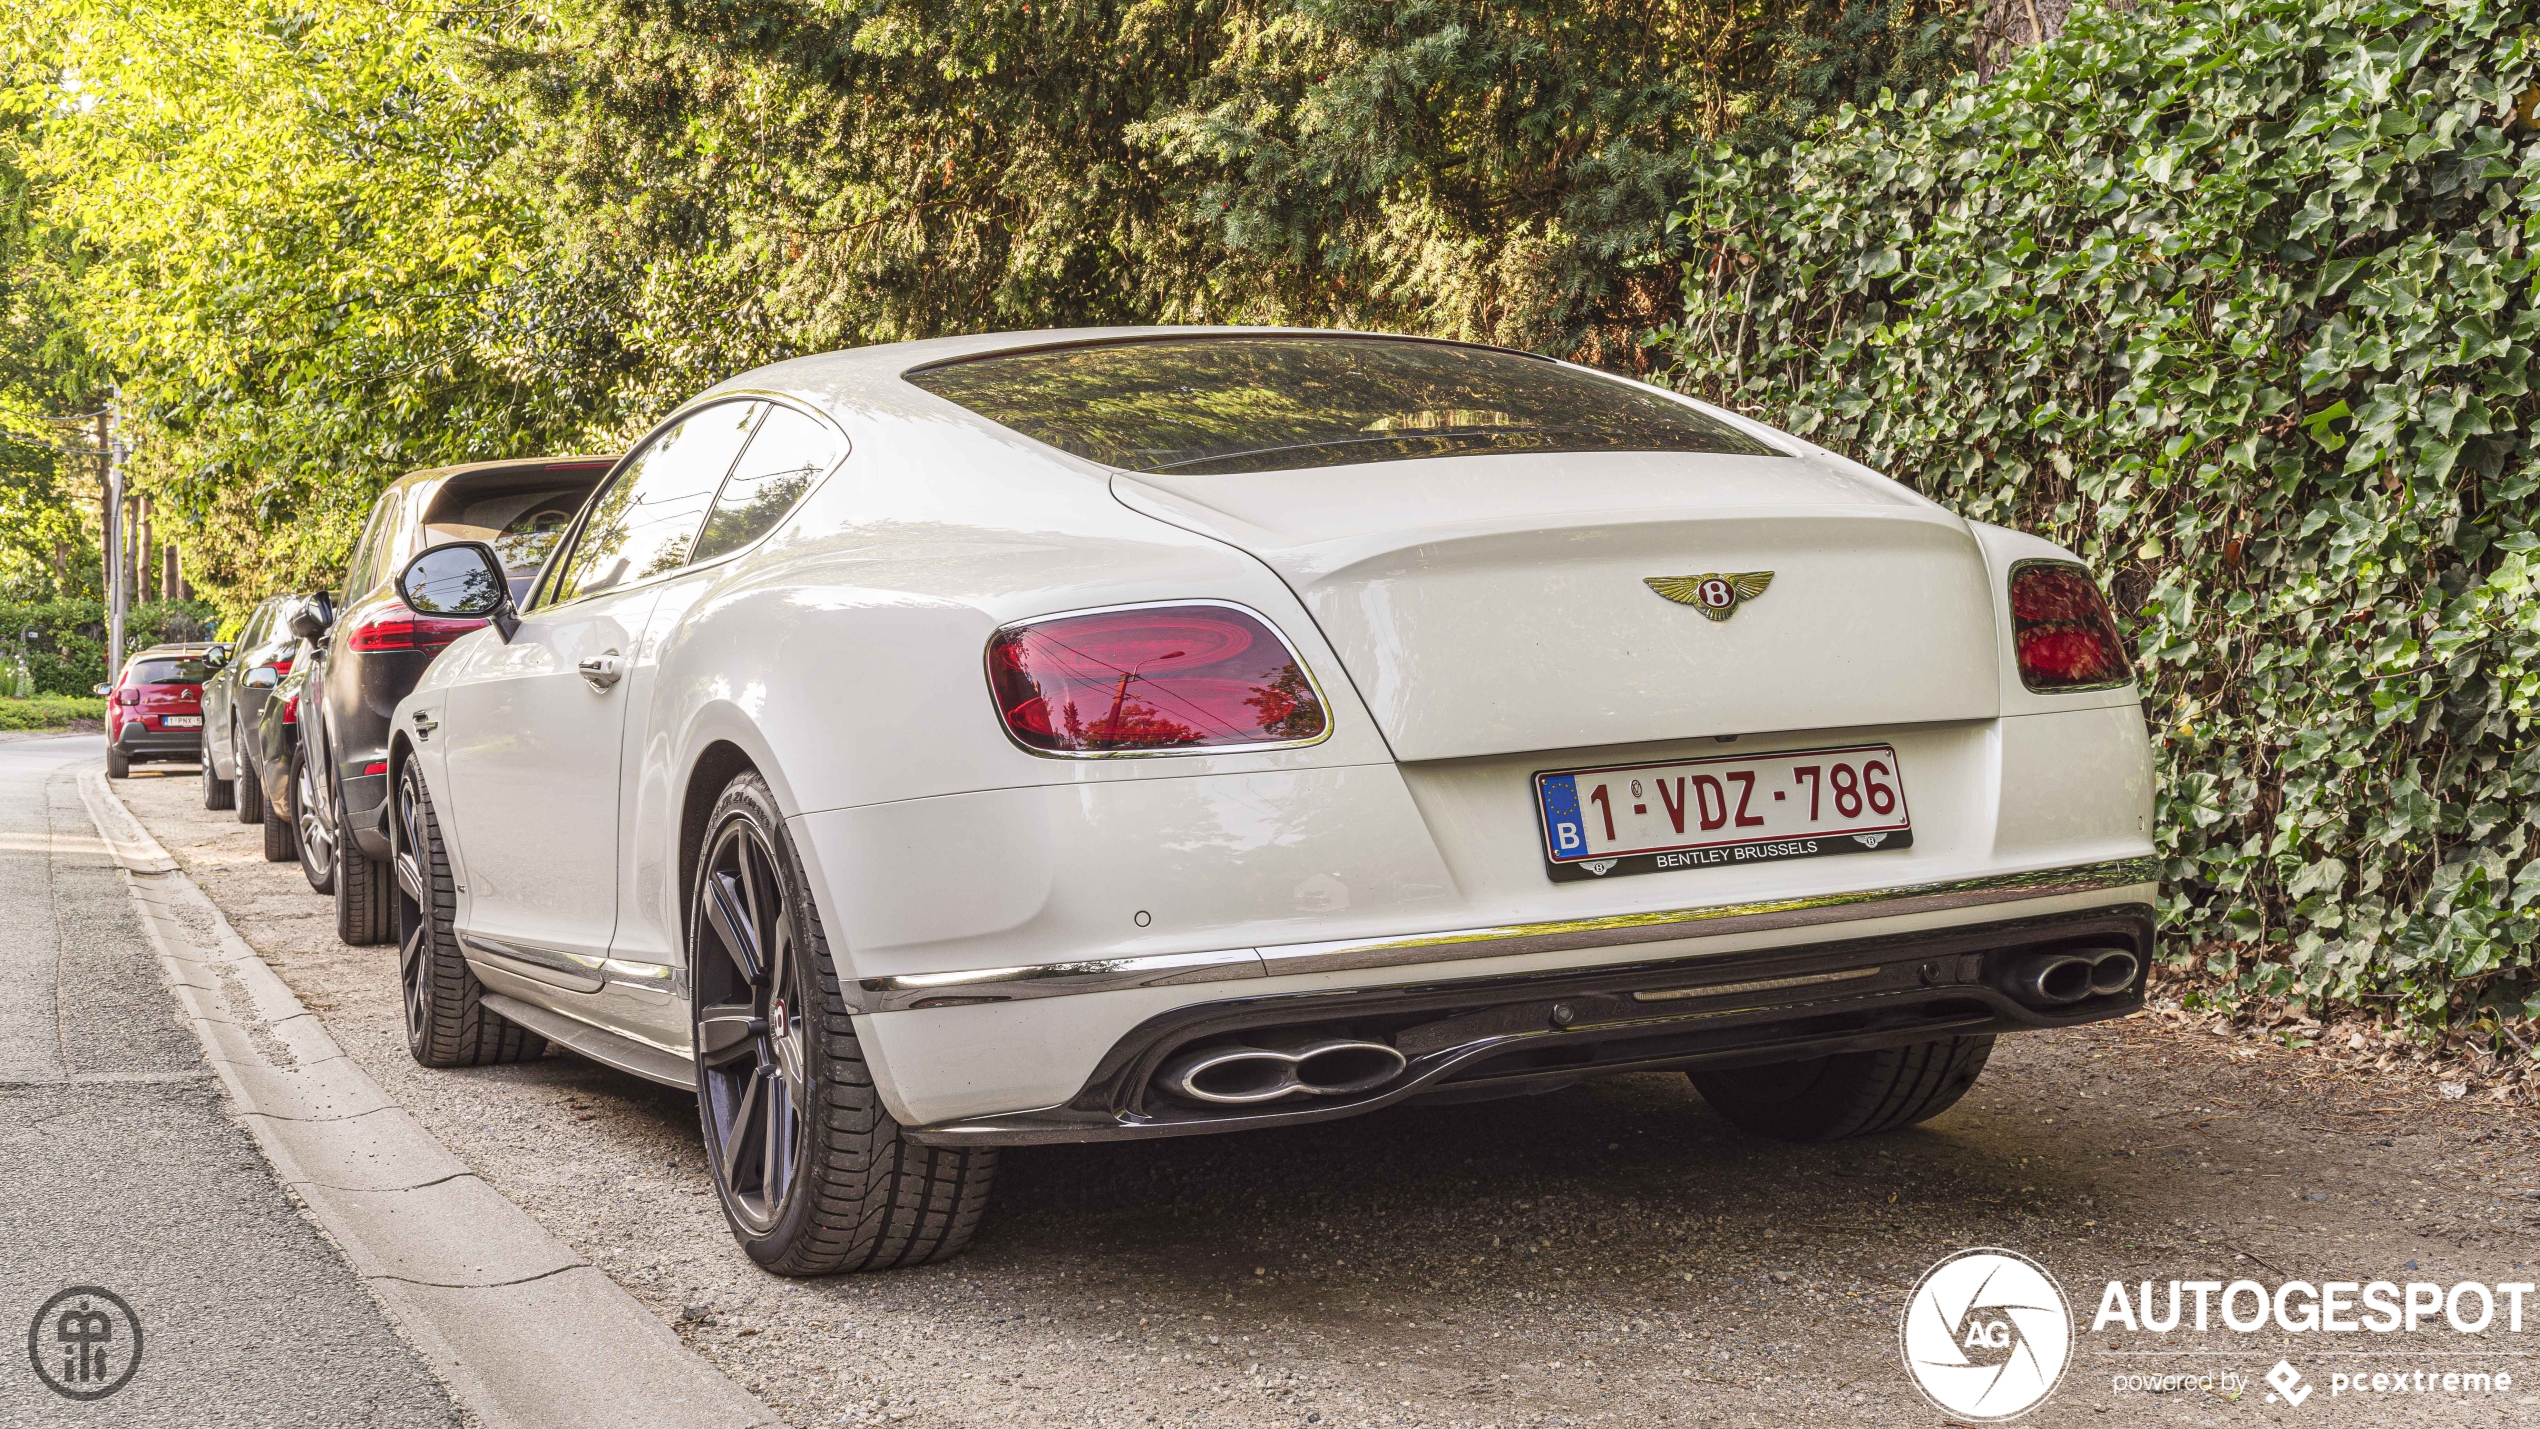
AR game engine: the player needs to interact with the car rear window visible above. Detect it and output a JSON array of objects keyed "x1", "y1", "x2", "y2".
[
  {"x1": 128, "y1": 658, "x2": 207, "y2": 685},
  {"x1": 902, "y1": 335, "x2": 1782, "y2": 475}
]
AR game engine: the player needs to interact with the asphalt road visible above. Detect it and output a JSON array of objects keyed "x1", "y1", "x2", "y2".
[
  {"x1": 86, "y1": 759, "x2": 2540, "y2": 1428},
  {"x1": 0, "y1": 736, "x2": 460, "y2": 1428}
]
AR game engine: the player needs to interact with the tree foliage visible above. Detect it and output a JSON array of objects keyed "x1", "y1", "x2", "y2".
[{"x1": 1653, "y1": 0, "x2": 2540, "y2": 1026}]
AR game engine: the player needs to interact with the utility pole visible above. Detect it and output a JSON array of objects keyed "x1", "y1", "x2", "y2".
[{"x1": 99, "y1": 402, "x2": 123, "y2": 675}]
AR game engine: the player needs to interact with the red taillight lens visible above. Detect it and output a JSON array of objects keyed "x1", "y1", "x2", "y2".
[
  {"x1": 986, "y1": 604, "x2": 1328, "y2": 754},
  {"x1": 282, "y1": 694, "x2": 299, "y2": 724},
  {"x1": 346, "y1": 601, "x2": 487, "y2": 654},
  {"x1": 2010, "y1": 563, "x2": 2132, "y2": 691}
]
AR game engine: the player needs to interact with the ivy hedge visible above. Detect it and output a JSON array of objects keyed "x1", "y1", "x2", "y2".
[{"x1": 1650, "y1": 0, "x2": 2540, "y2": 1029}]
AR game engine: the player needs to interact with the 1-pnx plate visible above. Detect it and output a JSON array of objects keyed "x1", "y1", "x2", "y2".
[
  {"x1": 160, "y1": 715, "x2": 202, "y2": 728},
  {"x1": 1535, "y1": 743, "x2": 1911, "y2": 882}
]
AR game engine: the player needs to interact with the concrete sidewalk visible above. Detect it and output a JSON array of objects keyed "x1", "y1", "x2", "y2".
[{"x1": 0, "y1": 736, "x2": 461, "y2": 1427}]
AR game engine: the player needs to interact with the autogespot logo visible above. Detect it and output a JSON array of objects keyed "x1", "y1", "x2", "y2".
[{"x1": 1901, "y1": 1248, "x2": 2073, "y2": 1420}]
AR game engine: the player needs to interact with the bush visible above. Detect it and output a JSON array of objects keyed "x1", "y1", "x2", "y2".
[
  {"x1": 1651, "y1": 0, "x2": 2540, "y2": 1028},
  {"x1": 0, "y1": 694, "x2": 104, "y2": 731},
  {"x1": 0, "y1": 596, "x2": 218, "y2": 694}
]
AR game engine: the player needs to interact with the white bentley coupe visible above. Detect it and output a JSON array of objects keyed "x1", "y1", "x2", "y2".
[{"x1": 386, "y1": 329, "x2": 2154, "y2": 1273}]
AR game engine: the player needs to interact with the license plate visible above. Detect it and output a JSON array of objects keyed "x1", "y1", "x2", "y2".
[
  {"x1": 160, "y1": 715, "x2": 202, "y2": 728},
  {"x1": 1535, "y1": 743, "x2": 1911, "y2": 882}
]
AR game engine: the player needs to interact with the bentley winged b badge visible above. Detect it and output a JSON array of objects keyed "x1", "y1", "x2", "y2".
[{"x1": 1644, "y1": 571, "x2": 1774, "y2": 621}]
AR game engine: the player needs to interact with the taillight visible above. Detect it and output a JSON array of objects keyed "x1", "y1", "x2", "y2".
[
  {"x1": 2009, "y1": 562, "x2": 2133, "y2": 691},
  {"x1": 282, "y1": 693, "x2": 299, "y2": 724},
  {"x1": 346, "y1": 600, "x2": 487, "y2": 654},
  {"x1": 986, "y1": 603, "x2": 1328, "y2": 754}
]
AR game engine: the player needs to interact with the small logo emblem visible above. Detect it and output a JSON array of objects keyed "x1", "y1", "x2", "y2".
[
  {"x1": 1578, "y1": 858, "x2": 1619, "y2": 876},
  {"x1": 28, "y1": 1286, "x2": 142, "y2": 1402},
  {"x1": 1644, "y1": 571, "x2": 1774, "y2": 622},
  {"x1": 1853, "y1": 833, "x2": 1888, "y2": 849},
  {"x1": 2265, "y1": 1360, "x2": 2312, "y2": 1407},
  {"x1": 1900, "y1": 1249, "x2": 2070, "y2": 1420}
]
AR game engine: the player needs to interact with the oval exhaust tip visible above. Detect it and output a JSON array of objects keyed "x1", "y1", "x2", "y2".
[
  {"x1": 2089, "y1": 949, "x2": 2140, "y2": 996},
  {"x1": 2017, "y1": 954, "x2": 2096, "y2": 1006}
]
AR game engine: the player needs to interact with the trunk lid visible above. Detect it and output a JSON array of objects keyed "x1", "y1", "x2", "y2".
[{"x1": 1115, "y1": 451, "x2": 2001, "y2": 762}]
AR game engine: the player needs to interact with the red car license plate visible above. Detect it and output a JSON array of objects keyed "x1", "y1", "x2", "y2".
[{"x1": 1535, "y1": 743, "x2": 1911, "y2": 882}]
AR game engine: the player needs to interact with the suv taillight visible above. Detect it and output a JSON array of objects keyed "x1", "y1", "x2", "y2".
[
  {"x1": 986, "y1": 604, "x2": 1328, "y2": 754},
  {"x1": 2010, "y1": 562, "x2": 2132, "y2": 691},
  {"x1": 346, "y1": 601, "x2": 487, "y2": 654}
]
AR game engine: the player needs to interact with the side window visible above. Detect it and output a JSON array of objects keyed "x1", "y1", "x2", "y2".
[
  {"x1": 550, "y1": 402, "x2": 764, "y2": 606},
  {"x1": 347, "y1": 488, "x2": 403, "y2": 600},
  {"x1": 692, "y1": 406, "x2": 842, "y2": 564}
]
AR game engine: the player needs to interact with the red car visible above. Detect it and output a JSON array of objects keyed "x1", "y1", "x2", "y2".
[{"x1": 98, "y1": 642, "x2": 216, "y2": 778}]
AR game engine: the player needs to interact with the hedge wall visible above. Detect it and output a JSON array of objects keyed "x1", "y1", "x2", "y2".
[{"x1": 1651, "y1": 0, "x2": 2540, "y2": 1028}]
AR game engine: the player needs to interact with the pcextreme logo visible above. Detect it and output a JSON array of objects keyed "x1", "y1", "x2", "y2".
[{"x1": 1900, "y1": 1248, "x2": 2074, "y2": 1421}]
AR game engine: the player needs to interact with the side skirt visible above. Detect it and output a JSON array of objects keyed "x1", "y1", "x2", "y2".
[{"x1": 479, "y1": 992, "x2": 696, "y2": 1092}]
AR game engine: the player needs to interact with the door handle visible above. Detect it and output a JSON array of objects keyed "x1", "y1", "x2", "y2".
[
  {"x1": 578, "y1": 651, "x2": 624, "y2": 691},
  {"x1": 410, "y1": 708, "x2": 438, "y2": 741}
]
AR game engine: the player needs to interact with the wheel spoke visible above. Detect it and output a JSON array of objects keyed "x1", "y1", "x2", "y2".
[
  {"x1": 695, "y1": 1002, "x2": 762, "y2": 1064},
  {"x1": 703, "y1": 871, "x2": 762, "y2": 985},
  {"x1": 760, "y1": 1070, "x2": 791, "y2": 1208},
  {"x1": 719, "y1": 1071, "x2": 761, "y2": 1188},
  {"x1": 394, "y1": 851, "x2": 424, "y2": 904}
]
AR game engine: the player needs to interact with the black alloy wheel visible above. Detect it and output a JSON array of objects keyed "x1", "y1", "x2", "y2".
[
  {"x1": 294, "y1": 749, "x2": 335, "y2": 894},
  {"x1": 234, "y1": 720, "x2": 265, "y2": 825},
  {"x1": 687, "y1": 772, "x2": 996, "y2": 1274},
  {"x1": 693, "y1": 809, "x2": 809, "y2": 1237}
]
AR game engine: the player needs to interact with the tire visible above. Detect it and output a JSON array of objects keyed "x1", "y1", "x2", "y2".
[
  {"x1": 335, "y1": 803, "x2": 395, "y2": 948},
  {"x1": 1689, "y1": 1035, "x2": 1995, "y2": 1143},
  {"x1": 202, "y1": 746, "x2": 234, "y2": 809},
  {"x1": 691, "y1": 771, "x2": 994, "y2": 1274},
  {"x1": 235, "y1": 724, "x2": 266, "y2": 825},
  {"x1": 105, "y1": 748, "x2": 130, "y2": 779},
  {"x1": 394, "y1": 760, "x2": 544, "y2": 1067},
  {"x1": 261, "y1": 770, "x2": 299, "y2": 863},
  {"x1": 293, "y1": 749, "x2": 334, "y2": 894}
]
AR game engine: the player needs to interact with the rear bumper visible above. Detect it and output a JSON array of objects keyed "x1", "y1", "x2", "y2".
[
  {"x1": 900, "y1": 901, "x2": 2152, "y2": 1145},
  {"x1": 114, "y1": 725, "x2": 201, "y2": 757}
]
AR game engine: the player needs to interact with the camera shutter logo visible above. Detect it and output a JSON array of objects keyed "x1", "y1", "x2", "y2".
[
  {"x1": 1900, "y1": 1249, "x2": 2071, "y2": 1420},
  {"x1": 27, "y1": 1286, "x2": 143, "y2": 1401}
]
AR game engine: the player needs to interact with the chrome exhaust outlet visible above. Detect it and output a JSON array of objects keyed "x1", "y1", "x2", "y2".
[
  {"x1": 2009, "y1": 952, "x2": 2096, "y2": 1007},
  {"x1": 2088, "y1": 948, "x2": 2140, "y2": 996},
  {"x1": 1159, "y1": 1034, "x2": 1409, "y2": 1106}
]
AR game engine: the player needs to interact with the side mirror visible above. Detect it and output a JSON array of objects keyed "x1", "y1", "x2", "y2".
[
  {"x1": 287, "y1": 595, "x2": 333, "y2": 643},
  {"x1": 245, "y1": 665, "x2": 281, "y2": 690},
  {"x1": 92, "y1": 682, "x2": 111, "y2": 697},
  {"x1": 203, "y1": 645, "x2": 229, "y2": 671},
  {"x1": 398, "y1": 541, "x2": 518, "y2": 642}
]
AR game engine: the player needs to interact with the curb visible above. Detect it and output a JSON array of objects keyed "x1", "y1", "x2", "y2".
[{"x1": 80, "y1": 767, "x2": 782, "y2": 1429}]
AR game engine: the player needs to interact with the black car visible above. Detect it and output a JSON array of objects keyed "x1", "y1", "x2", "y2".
[
  {"x1": 201, "y1": 593, "x2": 314, "y2": 824},
  {"x1": 281, "y1": 456, "x2": 613, "y2": 943}
]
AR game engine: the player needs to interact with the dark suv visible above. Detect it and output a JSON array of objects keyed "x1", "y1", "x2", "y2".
[
  {"x1": 282, "y1": 456, "x2": 613, "y2": 943},
  {"x1": 201, "y1": 592, "x2": 314, "y2": 820}
]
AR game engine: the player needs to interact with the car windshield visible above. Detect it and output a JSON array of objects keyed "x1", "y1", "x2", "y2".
[
  {"x1": 127, "y1": 657, "x2": 207, "y2": 685},
  {"x1": 902, "y1": 335, "x2": 1782, "y2": 475},
  {"x1": 427, "y1": 484, "x2": 604, "y2": 602}
]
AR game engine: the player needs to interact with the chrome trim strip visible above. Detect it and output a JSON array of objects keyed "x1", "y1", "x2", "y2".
[
  {"x1": 461, "y1": 934, "x2": 607, "y2": 992},
  {"x1": 1257, "y1": 856, "x2": 2158, "y2": 977},
  {"x1": 858, "y1": 857, "x2": 2156, "y2": 1012},
  {"x1": 1632, "y1": 965, "x2": 1881, "y2": 1002},
  {"x1": 859, "y1": 947, "x2": 1262, "y2": 1013}
]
